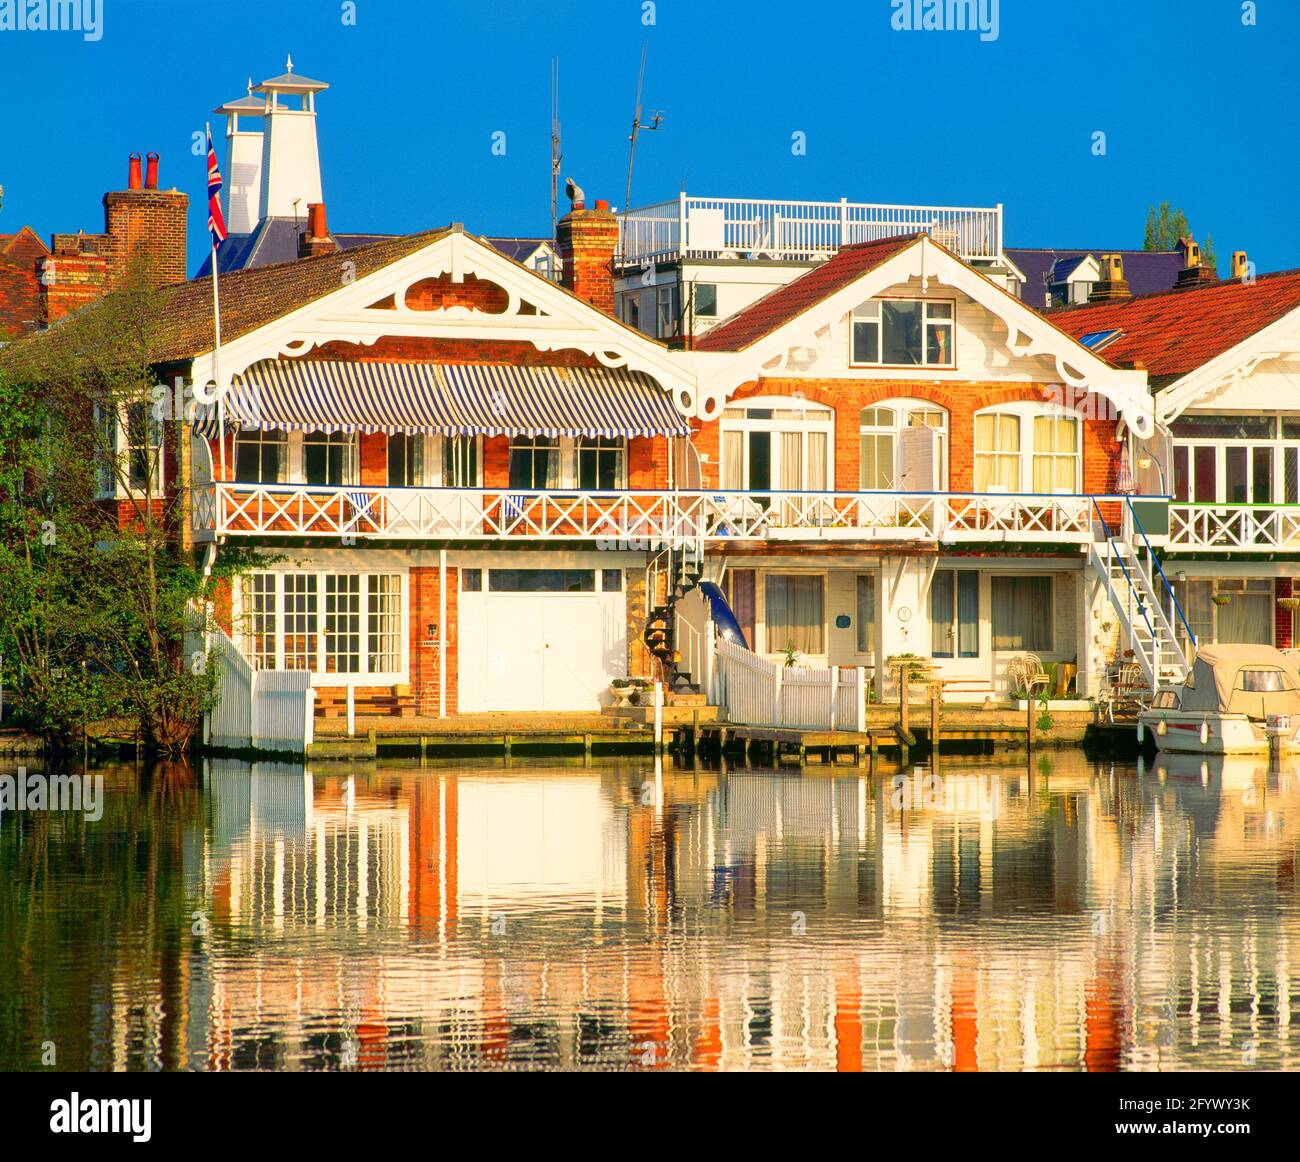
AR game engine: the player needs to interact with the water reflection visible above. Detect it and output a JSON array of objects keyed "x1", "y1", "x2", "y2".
[{"x1": 1, "y1": 750, "x2": 1297, "y2": 1071}]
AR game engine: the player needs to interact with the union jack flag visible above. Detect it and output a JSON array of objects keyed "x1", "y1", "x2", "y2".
[{"x1": 206, "y1": 127, "x2": 227, "y2": 245}]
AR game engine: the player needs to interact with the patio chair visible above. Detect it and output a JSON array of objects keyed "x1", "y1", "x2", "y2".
[{"x1": 1006, "y1": 653, "x2": 1050, "y2": 699}]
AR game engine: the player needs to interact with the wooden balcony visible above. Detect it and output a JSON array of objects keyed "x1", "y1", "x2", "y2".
[
  {"x1": 1169, "y1": 503, "x2": 1300, "y2": 552},
  {"x1": 617, "y1": 194, "x2": 1004, "y2": 267},
  {"x1": 193, "y1": 484, "x2": 1110, "y2": 547}
]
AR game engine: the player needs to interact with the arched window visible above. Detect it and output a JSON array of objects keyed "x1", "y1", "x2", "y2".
[
  {"x1": 974, "y1": 403, "x2": 1081, "y2": 493},
  {"x1": 858, "y1": 399, "x2": 948, "y2": 490}
]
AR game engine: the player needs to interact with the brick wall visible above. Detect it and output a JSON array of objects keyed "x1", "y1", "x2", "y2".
[
  {"x1": 410, "y1": 565, "x2": 459, "y2": 715},
  {"x1": 690, "y1": 377, "x2": 1121, "y2": 496},
  {"x1": 102, "y1": 188, "x2": 188, "y2": 288},
  {"x1": 557, "y1": 204, "x2": 618, "y2": 314},
  {"x1": 0, "y1": 229, "x2": 49, "y2": 339},
  {"x1": 1277, "y1": 577, "x2": 1293, "y2": 649}
]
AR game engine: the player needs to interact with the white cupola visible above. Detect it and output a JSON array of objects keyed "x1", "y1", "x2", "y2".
[
  {"x1": 214, "y1": 80, "x2": 265, "y2": 236},
  {"x1": 252, "y1": 55, "x2": 328, "y2": 222}
]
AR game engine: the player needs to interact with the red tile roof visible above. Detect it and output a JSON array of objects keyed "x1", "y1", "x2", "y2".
[
  {"x1": 1048, "y1": 269, "x2": 1300, "y2": 384},
  {"x1": 693, "y1": 233, "x2": 924, "y2": 351},
  {"x1": 0, "y1": 227, "x2": 50, "y2": 340}
]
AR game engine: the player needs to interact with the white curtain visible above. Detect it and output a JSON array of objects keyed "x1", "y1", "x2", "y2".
[
  {"x1": 1219, "y1": 594, "x2": 1272, "y2": 644},
  {"x1": 722, "y1": 430, "x2": 743, "y2": 488},
  {"x1": 991, "y1": 575, "x2": 1051, "y2": 651},
  {"x1": 765, "y1": 574, "x2": 824, "y2": 655},
  {"x1": 975, "y1": 414, "x2": 1020, "y2": 491},
  {"x1": 779, "y1": 431, "x2": 804, "y2": 490},
  {"x1": 806, "y1": 431, "x2": 827, "y2": 490}
]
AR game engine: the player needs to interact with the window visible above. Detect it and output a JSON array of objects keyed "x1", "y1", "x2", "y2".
[
  {"x1": 508, "y1": 436, "x2": 560, "y2": 489},
  {"x1": 856, "y1": 574, "x2": 876, "y2": 654},
  {"x1": 324, "y1": 574, "x2": 362, "y2": 673},
  {"x1": 600, "y1": 569, "x2": 623, "y2": 593},
  {"x1": 442, "y1": 435, "x2": 480, "y2": 487},
  {"x1": 974, "y1": 413, "x2": 1021, "y2": 491},
  {"x1": 851, "y1": 298, "x2": 955, "y2": 367},
  {"x1": 720, "y1": 399, "x2": 833, "y2": 495},
  {"x1": 240, "y1": 573, "x2": 277, "y2": 670},
  {"x1": 1032, "y1": 415, "x2": 1080, "y2": 493},
  {"x1": 124, "y1": 402, "x2": 163, "y2": 493},
  {"x1": 488, "y1": 569, "x2": 595, "y2": 593},
  {"x1": 237, "y1": 572, "x2": 405, "y2": 679},
  {"x1": 283, "y1": 574, "x2": 318, "y2": 670},
  {"x1": 975, "y1": 407, "x2": 1081, "y2": 494},
  {"x1": 723, "y1": 568, "x2": 756, "y2": 650},
  {"x1": 623, "y1": 295, "x2": 640, "y2": 329},
  {"x1": 367, "y1": 574, "x2": 402, "y2": 673},
  {"x1": 765, "y1": 574, "x2": 824, "y2": 655},
  {"x1": 931, "y1": 569, "x2": 978, "y2": 658},
  {"x1": 858, "y1": 401, "x2": 949, "y2": 490},
  {"x1": 576, "y1": 437, "x2": 627, "y2": 490},
  {"x1": 990, "y1": 575, "x2": 1053, "y2": 652},
  {"x1": 235, "y1": 428, "x2": 287, "y2": 484},
  {"x1": 461, "y1": 568, "x2": 483, "y2": 592},
  {"x1": 693, "y1": 283, "x2": 718, "y2": 318},
  {"x1": 305, "y1": 432, "x2": 357, "y2": 487},
  {"x1": 1216, "y1": 578, "x2": 1274, "y2": 644},
  {"x1": 1238, "y1": 668, "x2": 1296, "y2": 692},
  {"x1": 388, "y1": 433, "x2": 424, "y2": 487},
  {"x1": 657, "y1": 284, "x2": 680, "y2": 338}
]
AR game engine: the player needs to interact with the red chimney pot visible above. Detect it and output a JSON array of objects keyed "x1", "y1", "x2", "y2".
[
  {"x1": 307, "y1": 202, "x2": 328, "y2": 239},
  {"x1": 594, "y1": 198, "x2": 610, "y2": 212},
  {"x1": 144, "y1": 152, "x2": 159, "y2": 190},
  {"x1": 128, "y1": 153, "x2": 143, "y2": 190}
]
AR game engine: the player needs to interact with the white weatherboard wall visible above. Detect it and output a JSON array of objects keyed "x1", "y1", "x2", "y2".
[{"x1": 207, "y1": 628, "x2": 313, "y2": 754}]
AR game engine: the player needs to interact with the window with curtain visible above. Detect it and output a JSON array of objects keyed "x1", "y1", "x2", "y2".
[
  {"x1": 1031, "y1": 415, "x2": 1080, "y2": 493},
  {"x1": 576, "y1": 436, "x2": 626, "y2": 490},
  {"x1": 991, "y1": 575, "x2": 1053, "y2": 651},
  {"x1": 723, "y1": 569, "x2": 756, "y2": 649},
  {"x1": 508, "y1": 436, "x2": 560, "y2": 489},
  {"x1": 974, "y1": 413, "x2": 1021, "y2": 491},
  {"x1": 765, "y1": 574, "x2": 824, "y2": 655},
  {"x1": 235, "y1": 428, "x2": 287, "y2": 484},
  {"x1": 718, "y1": 401, "x2": 833, "y2": 493},
  {"x1": 722, "y1": 430, "x2": 744, "y2": 489},
  {"x1": 367, "y1": 574, "x2": 403, "y2": 673},
  {"x1": 931, "y1": 569, "x2": 979, "y2": 658},
  {"x1": 305, "y1": 432, "x2": 357, "y2": 487},
  {"x1": 859, "y1": 407, "x2": 896, "y2": 490},
  {"x1": 856, "y1": 574, "x2": 876, "y2": 654},
  {"x1": 1216, "y1": 579, "x2": 1274, "y2": 644},
  {"x1": 387, "y1": 432, "x2": 423, "y2": 487},
  {"x1": 443, "y1": 435, "x2": 480, "y2": 487},
  {"x1": 850, "y1": 299, "x2": 956, "y2": 366},
  {"x1": 124, "y1": 401, "x2": 164, "y2": 492}
]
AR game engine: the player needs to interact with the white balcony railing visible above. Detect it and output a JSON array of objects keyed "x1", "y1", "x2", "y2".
[
  {"x1": 618, "y1": 195, "x2": 1004, "y2": 267},
  {"x1": 193, "y1": 484, "x2": 1110, "y2": 546},
  {"x1": 1170, "y1": 503, "x2": 1300, "y2": 551}
]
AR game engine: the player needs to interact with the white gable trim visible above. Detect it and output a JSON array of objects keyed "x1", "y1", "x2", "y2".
[
  {"x1": 1155, "y1": 303, "x2": 1300, "y2": 422},
  {"x1": 190, "y1": 230, "x2": 703, "y2": 418},
  {"x1": 693, "y1": 237, "x2": 1153, "y2": 436}
]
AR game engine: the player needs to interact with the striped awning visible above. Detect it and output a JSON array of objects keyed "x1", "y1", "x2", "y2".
[{"x1": 194, "y1": 360, "x2": 690, "y2": 438}]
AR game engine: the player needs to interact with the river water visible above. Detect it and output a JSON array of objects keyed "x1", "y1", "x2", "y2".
[{"x1": 1, "y1": 749, "x2": 1297, "y2": 1071}]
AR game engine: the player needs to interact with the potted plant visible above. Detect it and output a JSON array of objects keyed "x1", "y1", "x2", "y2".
[
  {"x1": 1278, "y1": 596, "x2": 1300, "y2": 613},
  {"x1": 1212, "y1": 593, "x2": 1232, "y2": 607}
]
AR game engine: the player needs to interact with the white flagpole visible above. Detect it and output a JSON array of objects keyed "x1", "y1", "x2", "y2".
[{"x1": 208, "y1": 122, "x2": 226, "y2": 482}]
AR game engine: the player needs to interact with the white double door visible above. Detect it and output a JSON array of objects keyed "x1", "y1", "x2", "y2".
[{"x1": 459, "y1": 589, "x2": 626, "y2": 712}]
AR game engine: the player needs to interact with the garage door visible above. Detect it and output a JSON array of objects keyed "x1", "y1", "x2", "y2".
[{"x1": 458, "y1": 567, "x2": 628, "y2": 712}]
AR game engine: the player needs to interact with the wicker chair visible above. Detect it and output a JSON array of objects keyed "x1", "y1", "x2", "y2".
[{"x1": 1006, "y1": 653, "x2": 1050, "y2": 698}]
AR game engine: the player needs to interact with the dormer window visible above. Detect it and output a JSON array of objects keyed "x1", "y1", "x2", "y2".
[{"x1": 851, "y1": 299, "x2": 955, "y2": 368}]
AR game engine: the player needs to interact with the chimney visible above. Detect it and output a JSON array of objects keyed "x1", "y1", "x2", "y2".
[
  {"x1": 1231, "y1": 250, "x2": 1251, "y2": 282},
  {"x1": 557, "y1": 190, "x2": 617, "y2": 314},
  {"x1": 102, "y1": 152, "x2": 189, "y2": 289},
  {"x1": 297, "y1": 202, "x2": 338, "y2": 259},
  {"x1": 1088, "y1": 253, "x2": 1131, "y2": 302},
  {"x1": 1175, "y1": 235, "x2": 1218, "y2": 290}
]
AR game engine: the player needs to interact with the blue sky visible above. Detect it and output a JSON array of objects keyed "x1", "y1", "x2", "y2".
[{"x1": 1, "y1": 0, "x2": 1295, "y2": 276}]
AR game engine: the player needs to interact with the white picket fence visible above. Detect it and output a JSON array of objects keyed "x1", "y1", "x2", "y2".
[
  {"x1": 715, "y1": 637, "x2": 867, "y2": 731},
  {"x1": 206, "y1": 628, "x2": 314, "y2": 754}
]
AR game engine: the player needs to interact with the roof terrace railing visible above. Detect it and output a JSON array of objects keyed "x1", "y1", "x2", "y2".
[{"x1": 617, "y1": 195, "x2": 1004, "y2": 267}]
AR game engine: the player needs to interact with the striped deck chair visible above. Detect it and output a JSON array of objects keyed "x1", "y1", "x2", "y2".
[{"x1": 345, "y1": 490, "x2": 379, "y2": 533}]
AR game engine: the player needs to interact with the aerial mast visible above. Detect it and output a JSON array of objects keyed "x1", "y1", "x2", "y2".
[{"x1": 624, "y1": 41, "x2": 664, "y2": 218}]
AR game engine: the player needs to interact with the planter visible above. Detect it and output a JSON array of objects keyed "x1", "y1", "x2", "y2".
[
  {"x1": 1211, "y1": 594, "x2": 1232, "y2": 607},
  {"x1": 1278, "y1": 597, "x2": 1300, "y2": 613}
]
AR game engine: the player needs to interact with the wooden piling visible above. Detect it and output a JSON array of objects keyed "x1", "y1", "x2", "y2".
[
  {"x1": 929, "y1": 683, "x2": 940, "y2": 762},
  {"x1": 899, "y1": 667, "x2": 910, "y2": 739}
]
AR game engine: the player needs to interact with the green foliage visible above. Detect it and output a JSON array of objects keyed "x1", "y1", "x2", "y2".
[
  {"x1": 0, "y1": 260, "x2": 264, "y2": 755},
  {"x1": 1143, "y1": 201, "x2": 1189, "y2": 251}
]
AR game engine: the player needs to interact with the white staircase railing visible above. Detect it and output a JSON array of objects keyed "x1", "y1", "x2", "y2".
[
  {"x1": 206, "y1": 627, "x2": 314, "y2": 754},
  {"x1": 1088, "y1": 500, "x2": 1190, "y2": 689}
]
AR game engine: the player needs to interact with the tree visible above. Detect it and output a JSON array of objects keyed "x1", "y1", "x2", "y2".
[
  {"x1": 1144, "y1": 202, "x2": 1217, "y2": 271},
  {"x1": 0, "y1": 260, "x2": 259, "y2": 754}
]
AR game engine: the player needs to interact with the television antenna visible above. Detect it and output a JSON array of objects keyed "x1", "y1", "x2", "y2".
[
  {"x1": 624, "y1": 41, "x2": 664, "y2": 217},
  {"x1": 550, "y1": 57, "x2": 562, "y2": 240}
]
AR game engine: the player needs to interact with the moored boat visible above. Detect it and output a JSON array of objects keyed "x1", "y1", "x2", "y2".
[{"x1": 1139, "y1": 645, "x2": 1300, "y2": 756}]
